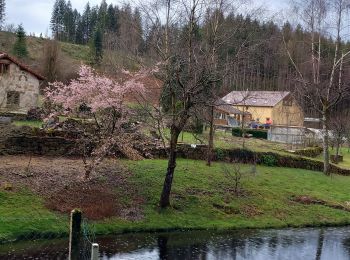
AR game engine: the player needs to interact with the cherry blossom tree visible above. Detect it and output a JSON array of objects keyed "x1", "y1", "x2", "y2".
[{"x1": 46, "y1": 65, "x2": 146, "y2": 179}]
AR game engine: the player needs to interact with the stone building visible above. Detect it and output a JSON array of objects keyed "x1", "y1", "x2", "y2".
[{"x1": 0, "y1": 52, "x2": 45, "y2": 114}]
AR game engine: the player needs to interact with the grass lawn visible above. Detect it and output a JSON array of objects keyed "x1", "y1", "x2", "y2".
[
  {"x1": 315, "y1": 147, "x2": 350, "y2": 169},
  {"x1": 162, "y1": 129, "x2": 290, "y2": 154},
  {"x1": 12, "y1": 120, "x2": 43, "y2": 128},
  {"x1": 0, "y1": 189, "x2": 68, "y2": 242},
  {"x1": 2, "y1": 159, "x2": 350, "y2": 242}
]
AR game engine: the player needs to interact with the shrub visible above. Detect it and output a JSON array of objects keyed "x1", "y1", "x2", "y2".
[
  {"x1": 27, "y1": 107, "x2": 44, "y2": 121},
  {"x1": 215, "y1": 148, "x2": 226, "y2": 160},
  {"x1": 228, "y1": 149, "x2": 255, "y2": 163},
  {"x1": 260, "y1": 154, "x2": 277, "y2": 166},
  {"x1": 232, "y1": 128, "x2": 268, "y2": 139},
  {"x1": 294, "y1": 147, "x2": 323, "y2": 158}
]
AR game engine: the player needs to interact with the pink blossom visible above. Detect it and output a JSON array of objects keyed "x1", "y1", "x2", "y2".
[{"x1": 46, "y1": 65, "x2": 146, "y2": 113}]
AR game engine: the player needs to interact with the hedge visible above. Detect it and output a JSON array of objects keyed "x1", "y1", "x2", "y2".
[
  {"x1": 232, "y1": 128, "x2": 268, "y2": 139},
  {"x1": 174, "y1": 145, "x2": 350, "y2": 176},
  {"x1": 293, "y1": 147, "x2": 323, "y2": 158}
]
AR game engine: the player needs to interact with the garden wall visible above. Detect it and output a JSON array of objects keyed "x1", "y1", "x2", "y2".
[
  {"x1": 175, "y1": 145, "x2": 350, "y2": 176},
  {"x1": 1, "y1": 125, "x2": 349, "y2": 176}
]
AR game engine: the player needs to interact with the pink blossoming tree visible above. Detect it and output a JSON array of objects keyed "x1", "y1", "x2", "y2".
[{"x1": 46, "y1": 65, "x2": 146, "y2": 179}]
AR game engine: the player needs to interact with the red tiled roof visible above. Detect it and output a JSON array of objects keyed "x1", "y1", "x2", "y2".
[{"x1": 0, "y1": 52, "x2": 45, "y2": 80}]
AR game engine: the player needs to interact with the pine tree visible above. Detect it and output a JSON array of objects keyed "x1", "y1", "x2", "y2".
[
  {"x1": 64, "y1": 0, "x2": 75, "y2": 42},
  {"x1": 0, "y1": 0, "x2": 5, "y2": 29},
  {"x1": 90, "y1": 26, "x2": 103, "y2": 64},
  {"x1": 50, "y1": 0, "x2": 60, "y2": 38},
  {"x1": 12, "y1": 24, "x2": 28, "y2": 58},
  {"x1": 50, "y1": 0, "x2": 67, "y2": 40},
  {"x1": 98, "y1": 0, "x2": 108, "y2": 31},
  {"x1": 82, "y1": 3, "x2": 91, "y2": 44},
  {"x1": 75, "y1": 12, "x2": 84, "y2": 44},
  {"x1": 132, "y1": 8, "x2": 143, "y2": 55},
  {"x1": 106, "y1": 4, "x2": 118, "y2": 33}
]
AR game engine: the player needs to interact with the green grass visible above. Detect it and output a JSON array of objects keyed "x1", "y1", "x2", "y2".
[
  {"x1": 105, "y1": 159, "x2": 350, "y2": 232},
  {"x1": 2, "y1": 159, "x2": 350, "y2": 242},
  {"x1": 12, "y1": 120, "x2": 43, "y2": 128},
  {"x1": 315, "y1": 147, "x2": 350, "y2": 169},
  {"x1": 162, "y1": 129, "x2": 291, "y2": 154},
  {"x1": 0, "y1": 189, "x2": 68, "y2": 242},
  {"x1": 162, "y1": 129, "x2": 350, "y2": 169},
  {"x1": 60, "y1": 42, "x2": 90, "y2": 62}
]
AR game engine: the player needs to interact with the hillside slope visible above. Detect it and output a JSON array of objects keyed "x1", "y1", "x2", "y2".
[
  {"x1": 0, "y1": 31, "x2": 143, "y2": 83},
  {"x1": 0, "y1": 31, "x2": 90, "y2": 79},
  {"x1": 1, "y1": 157, "x2": 350, "y2": 242}
]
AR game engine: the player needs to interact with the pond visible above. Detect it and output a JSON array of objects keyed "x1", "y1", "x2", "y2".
[{"x1": 1, "y1": 227, "x2": 350, "y2": 259}]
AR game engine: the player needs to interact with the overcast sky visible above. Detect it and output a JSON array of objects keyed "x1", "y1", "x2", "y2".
[{"x1": 5, "y1": 0, "x2": 288, "y2": 36}]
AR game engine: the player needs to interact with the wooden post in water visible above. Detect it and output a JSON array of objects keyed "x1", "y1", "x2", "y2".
[
  {"x1": 91, "y1": 243, "x2": 99, "y2": 260},
  {"x1": 69, "y1": 209, "x2": 82, "y2": 260}
]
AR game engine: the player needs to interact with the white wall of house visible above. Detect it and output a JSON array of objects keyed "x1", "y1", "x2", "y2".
[{"x1": 0, "y1": 62, "x2": 40, "y2": 114}]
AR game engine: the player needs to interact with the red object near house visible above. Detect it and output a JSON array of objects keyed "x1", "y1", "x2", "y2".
[{"x1": 266, "y1": 118, "x2": 273, "y2": 125}]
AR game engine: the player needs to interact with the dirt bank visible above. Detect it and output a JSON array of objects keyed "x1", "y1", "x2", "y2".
[{"x1": 0, "y1": 155, "x2": 144, "y2": 220}]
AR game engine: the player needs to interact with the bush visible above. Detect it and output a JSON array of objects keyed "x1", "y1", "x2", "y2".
[
  {"x1": 232, "y1": 128, "x2": 268, "y2": 139},
  {"x1": 260, "y1": 154, "x2": 277, "y2": 166},
  {"x1": 215, "y1": 148, "x2": 226, "y2": 160},
  {"x1": 294, "y1": 147, "x2": 323, "y2": 158},
  {"x1": 228, "y1": 149, "x2": 256, "y2": 163},
  {"x1": 27, "y1": 107, "x2": 44, "y2": 121}
]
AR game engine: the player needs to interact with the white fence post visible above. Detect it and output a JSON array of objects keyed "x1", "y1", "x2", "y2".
[{"x1": 91, "y1": 243, "x2": 99, "y2": 260}]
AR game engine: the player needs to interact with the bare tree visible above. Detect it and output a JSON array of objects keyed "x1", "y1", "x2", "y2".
[
  {"x1": 330, "y1": 109, "x2": 350, "y2": 161},
  {"x1": 205, "y1": 1, "x2": 264, "y2": 165},
  {"x1": 285, "y1": 0, "x2": 350, "y2": 174},
  {"x1": 141, "y1": 0, "x2": 224, "y2": 208},
  {"x1": 158, "y1": 0, "x2": 220, "y2": 208},
  {"x1": 221, "y1": 161, "x2": 256, "y2": 196},
  {"x1": 140, "y1": 0, "x2": 265, "y2": 207},
  {"x1": 42, "y1": 40, "x2": 60, "y2": 84},
  {"x1": 221, "y1": 163, "x2": 243, "y2": 196}
]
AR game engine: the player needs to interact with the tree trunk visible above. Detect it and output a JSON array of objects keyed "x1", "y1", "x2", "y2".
[
  {"x1": 160, "y1": 128, "x2": 180, "y2": 208},
  {"x1": 207, "y1": 106, "x2": 214, "y2": 166},
  {"x1": 241, "y1": 107, "x2": 246, "y2": 149},
  {"x1": 322, "y1": 106, "x2": 330, "y2": 175},
  {"x1": 335, "y1": 141, "x2": 340, "y2": 160}
]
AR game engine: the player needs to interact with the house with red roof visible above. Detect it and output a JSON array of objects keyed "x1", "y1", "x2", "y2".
[{"x1": 0, "y1": 52, "x2": 45, "y2": 114}]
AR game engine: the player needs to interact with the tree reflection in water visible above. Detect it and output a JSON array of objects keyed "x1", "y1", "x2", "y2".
[{"x1": 3, "y1": 227, "x2": 350, "y2": 259}]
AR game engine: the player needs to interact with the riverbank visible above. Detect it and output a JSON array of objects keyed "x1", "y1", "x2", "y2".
[{"x1": 1, "y1": 156, "x2": 350, "y2": 243}]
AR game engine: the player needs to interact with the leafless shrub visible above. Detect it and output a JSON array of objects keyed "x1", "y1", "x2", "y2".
[{"x1": 221, "y1": 162, "x2": 256, "y2": 196}]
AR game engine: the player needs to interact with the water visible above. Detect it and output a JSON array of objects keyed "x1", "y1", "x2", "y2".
[{"x1": 1, "y1": 227, "x2": 350, "y2": 259}]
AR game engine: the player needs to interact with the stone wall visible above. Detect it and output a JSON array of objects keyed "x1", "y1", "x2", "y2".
[
  {"x1": 1, "y1": 125, "x2": 349, "y2": 176},
  {"x1": 4, "y1": 136, "x2": 77, "y2": 156},
  {"x1": 0, "y1": 62, "x2": 40, "y2": 114}
]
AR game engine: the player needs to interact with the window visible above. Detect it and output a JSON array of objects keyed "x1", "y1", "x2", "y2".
[
  {"x1": 19, "y1": 74, "x2": 28, "y2": 81},
  {"x1": 215, "y1": 112, "x2": 226, "y2": 120},
  {"x1": 6, "y1": 91, "x2": 20, "y2": 107},
  {"x1": 0, "y1": 63, "x2": 9, "y2": 75}
]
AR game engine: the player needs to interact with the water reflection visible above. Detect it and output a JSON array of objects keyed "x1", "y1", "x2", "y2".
[{"x1": 1, "y1": 227, "x2": 350, "y2": 259}]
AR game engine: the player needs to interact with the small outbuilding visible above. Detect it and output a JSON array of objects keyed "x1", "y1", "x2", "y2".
[
  {"x1": 214, "y1": 99, "x2": 251, "y2": 127},
  {"x1": 0, "y1": 52, "x2": 45, "y2": 115}
]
